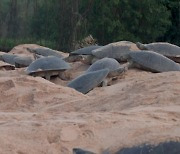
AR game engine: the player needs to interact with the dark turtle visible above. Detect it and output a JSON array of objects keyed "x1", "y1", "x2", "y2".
[
  {"x1": 73, "y1": 148, "x2": 95, "y2": 154},
  {"x1": 26, "y1": 56, "x2": 71, "y2": 80},
  {"x1": 67, "y1": 69, "x2": 109, "y2": 94},
  {"x1": 65, "y1": 45, "x2": 102, "y2": 63},
  {"x1": 0, "y1": 61, "x2": 15, "y2": 70},
  {"x1": 136, "y1": 42, "x2": 180, "y2": 63},
  {"x1": 86, "y1": 58, "x2": 127, "y2": 77},
  {"x1": 27, "y1": 47, "x2": 64, "y2": 58},
  {"x1": 14, "y1": 56, "x2": 33, "y2": 68},
  {"x1": 116, "y1": 141, "x2": 180, "y2": 154},
  {"x1": 0, "y1": 53, "x2": 18, "y2": 65},
  {"x1": 127, "y1": 51, "x2": 180, "y2": 72}
]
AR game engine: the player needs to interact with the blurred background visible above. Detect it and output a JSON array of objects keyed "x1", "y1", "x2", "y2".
[{"x1": 0, "y1": 0, "x2": 179, "y2": 51}]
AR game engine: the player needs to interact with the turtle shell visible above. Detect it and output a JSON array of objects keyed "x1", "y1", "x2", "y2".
[
  {"x1": 92, "y1": 41, "x2": 140, "y2": 61},
  {"x1": 26, "y1": 56, "x2": 71, "y2": 74},
  {"x1": 1, "y1": 54, "x2": 18, "y2": 65},
  {"x1": 70, "y1": 45, "x2": 102, "y2": 56},
  {"x1": 73, "y1": 148, "x2": 95, "y2": 154},
  {"x1": 136, "y1": 42, "x2": 180, "y2": 58},
  {"x1": 14, "y1": 56, "x2": 33, "y2": 67},
  {"x1": 129, "y1": 51, "x2": 180, "y2": 72},
  {"x1": 117, "y1": 141, "x2": 180, "y2": 154},
  {"x1": 86, "y1": 57, "x2": 121, "y2": 73},
  {"x1": 67, "y1": 69, "x2": 109, "y2": 94},
  {"x1": 28, "y1": 47, "x2": 63, "y2": 58}
]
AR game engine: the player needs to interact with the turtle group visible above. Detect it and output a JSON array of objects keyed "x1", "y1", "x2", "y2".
[
  {"x1": 0, "y1": 53, "x2": 33, "y2": 67},
  {"x1": 66, "y1": 41, "x2": 180, "y2": 94},
  {"x1": 66, "y1": 41, "x2": 139, "y2": 65},
  {"x1": 1, "y1": 41, "x2": 180, "y2": 95}
]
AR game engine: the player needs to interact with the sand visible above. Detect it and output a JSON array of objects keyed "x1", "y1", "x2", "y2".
[
  {"x1": 9, "y1": 44, "x2": 69, "y2": 58},
  {"x1": 0, "y1": 44, "x2": 179, "y2": 154}
]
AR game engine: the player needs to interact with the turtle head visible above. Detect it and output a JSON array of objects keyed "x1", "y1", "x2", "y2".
[
  {"x1": 73, "y1": 148, "x2": 95, "y2": 154},
  {"x1": 136, "y1": 42, "x2": 148, "y2": 50},
  {"x1": 108, "y1": 66, "x2": 127, "y2": 77},
  {"x1": 80, "y1": 55, "x2": 95, "y2": 65},
  {"x1": 26, "y1": 47, "x2": 34, "y2": 53},
  {"x1": 0, "y1": 54, "x2": 3, "y2": 61},
  {"x1": 33, "y1": 53, "x2": 44, "y2": 60},
  {"x1": 120, "y1": 53, "x2": 131, "y2": 62}
]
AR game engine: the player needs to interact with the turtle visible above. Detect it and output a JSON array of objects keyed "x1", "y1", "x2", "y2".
[
  {"x1": 14, "y1": 56, "x2": 33, "y2": 68},
  {"x1": 73, "y1": 148, "x2": 96, "y2": 154},
  {"x1": 64, "y1": 45, "x2": 102, "y2": 63},
  {"x1": 67, "y1": 69, "x2": 109, "y2": 94},
  {"x1": 0, "y1": 53, "x2": 18, "y2": 65},
  {"x1": 0, "y1": 61, "x2": 15, "y2": 70},
  {"x1": 116, "y1": 141, "x2": 180, "y2": 154},
  {"x1": 86, "y1": 58, "x2": 127, "y2": 83},
  {"x1": 136, "y1": 42, "x2": 180, "y2": 63},
  {"x1": 27, "y1": 47, "x2": 64, "y2": 58},
  {"x1": 127, "y1": 51, "x2": 180, "y2": 72},
  {"x1": 80, "y1": 41, "x2": 140, "y2": 64},
  {"x1": 26, "y1": 56, "x2": 71, "y2": 80}
]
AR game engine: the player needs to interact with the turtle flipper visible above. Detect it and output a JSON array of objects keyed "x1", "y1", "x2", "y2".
[
  {"x1": 58, "y1": 71, "x2": 71, "y2": 80},
  {"x1": 124, "y1": 61, "x2": 135, "y2": 69},
  {"x1": 100, "y1": 79, "x2": 108, "y2": 87},
  {"x1": 80, "y1": 55, "x2": 97, "y2": 65},
  {"x1": 45, "y1": 73, "x2": 51, "y2": 80}
]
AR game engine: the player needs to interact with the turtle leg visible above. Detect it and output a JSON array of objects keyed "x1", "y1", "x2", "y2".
[
  {"x1": 33, "y1": 53, "x2": 38, "y2": 60},
  {"x1": 124, "y1": 60, "x2": 135, "y2": 69},
  {"x1": 15, "y1": 62, "x2": 20, "y2": 68},
  {"x1": 45, "y1": 73, "x2": 51, "y2": 80},
  {"x1": 58, "y1": 72, "x2": 71, "y2": 80},
  {"x1": 99, "y1": 79, "x2": 108, "y2": 87},
  {"x1": 58, "y1": 72, "x2": 66, "y2": 80},
  {"x1": 91, "y1": 57, "x2": 100, "y2": 64}
]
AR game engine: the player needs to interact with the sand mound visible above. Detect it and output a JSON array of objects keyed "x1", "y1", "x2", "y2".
[
  {"x1": 9, "y1": 44, "x2": 69, "y2": 57},
  {"x1": 9, "y1": 44, "x2": 42, "y2": 55},
  {"x1": 0, "y1": 75, "x2": 86, "y2": 112}
]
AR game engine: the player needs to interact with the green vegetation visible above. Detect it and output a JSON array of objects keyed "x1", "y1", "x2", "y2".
[{"x1": 0, "y1": 0, "x2": 179, "y2": 52}]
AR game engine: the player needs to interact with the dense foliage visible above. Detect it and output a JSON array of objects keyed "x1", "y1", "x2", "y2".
[{"x1": 0, "y1": 0, "x2": 179, "y2": 52}]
